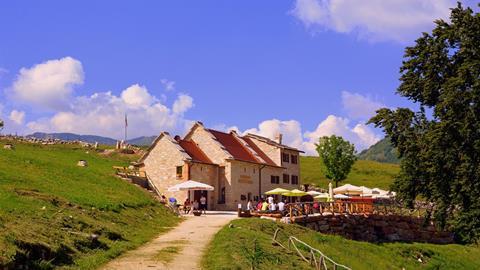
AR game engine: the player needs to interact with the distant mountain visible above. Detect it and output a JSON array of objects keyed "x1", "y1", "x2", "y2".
[
  {"x1": 127, "y1": 136, "x2": 157, "y2": 146},
  {"x1": 29, "y1": 132, "x2": 117, "y2": 145},
  {"x1": 28, "y1": 132, "x2": 157, "y2": 146},
  {"x1": 358, "y1": 137, "x2": 400, "y2": 164}
]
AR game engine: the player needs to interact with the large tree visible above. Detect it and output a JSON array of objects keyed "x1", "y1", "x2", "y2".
[
  {"x1": 369, "y1": 4, "x2": 480, "y2": 243},
  {"x1": 316, "y1": 135, "x2": 357, "y2": 187}
]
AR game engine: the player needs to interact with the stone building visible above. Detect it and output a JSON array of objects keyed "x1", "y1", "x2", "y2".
[{"x1": 138, "y1": 122, "x2": 303, "y2": 210}]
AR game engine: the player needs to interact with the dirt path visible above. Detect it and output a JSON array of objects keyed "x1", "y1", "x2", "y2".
[{"x1": 102, "y1": 211, "x2": 237, "y2": 270}]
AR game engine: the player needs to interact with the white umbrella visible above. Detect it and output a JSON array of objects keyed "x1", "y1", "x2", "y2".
[
  {"x1": 360, "y1": 186, "x2": 373, "y2": 195},
  {"x1": 168, "y1": 180, "x2": 214, "y2": 192},
  {"x1": 333, "y1": 184, "x2": 363, "y2": 195},
  {"x1": 372, "y1": 188, "x2": 389, "y2": 195},
  {"x1": 307, "y1": 190, "x2": 322, "y2": 196},
  {"x1": 334, "y1": 194, "x2": 350, "y2": 199}
]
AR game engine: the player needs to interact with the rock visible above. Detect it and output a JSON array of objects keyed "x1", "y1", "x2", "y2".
[
  {"x1": 3, "y1": 144, "x2": 13, "y2": 150},
  {"x1": 77, "y1": 160, "x2": 88, "y2": 167}
]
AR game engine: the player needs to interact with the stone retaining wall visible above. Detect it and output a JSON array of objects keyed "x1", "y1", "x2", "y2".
[{"x1": 295, "y1": 214, "x2": 454, "y2": 244}]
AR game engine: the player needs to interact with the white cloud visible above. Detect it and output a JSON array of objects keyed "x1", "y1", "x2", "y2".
[
  {"x1": 244, "y1": 119, "x2": 305, "y2": 150},
  {"x1": 26, "y1": 86, "x2": 194, "y2": 139},
  {"x1": 341, "y1": 91, "x2": 385, "y2": 120},
  {"x1": 121, "y1": 84, "x2": 154, "y2": 107},
  {"x1": 173, "y1": 94, "x2": 194, "y2": 115},
  {"x1": 11, "y1": 57, "x2": 84, "y2": 109},
  {"x1": 304, "y1": 115, "x2": 381, "y2": 154},
  {"x1": 161, "y1": 79, "x2": 176, "y2": 91},
  {"x1": 9, "y1": 110, "x2": 25, "y2": 125},
  {"x1": 290, "y1": 0, "x2": 456, "y2": 42}
]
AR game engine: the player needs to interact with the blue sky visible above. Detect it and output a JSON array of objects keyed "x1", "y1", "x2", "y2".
[{"x1": 0, "y1": 0, "x2": 476, "y2": 154}]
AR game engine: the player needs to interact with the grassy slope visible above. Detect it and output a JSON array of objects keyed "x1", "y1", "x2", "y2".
[
  {"x1": 0, "y1": 140, "x2": 179, "y2": 269},
  {"x1": 301, "y1": 156, "x2": 400, "y2": 190},
  {"x1": 203, "y1": 219, "x2": 480, "y2": 270}
]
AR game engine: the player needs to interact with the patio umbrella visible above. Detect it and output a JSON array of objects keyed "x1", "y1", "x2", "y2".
[
  {"x1": 282, "y1": 189, "x2": 308, "y2": 197},
  {"x1": 334, "y1": 194, "x2": 350, "y2": 199},
  {"x1": 333, "y1": 184, "x2": 363, "y2": 195},
  {"x1": 307, "y1": 190, "x2": 322, "y2": 196},
  {"x1": 265, "y1": 188, "x2": 290, "y2": 195},
  {"x1": 167, "y1": 180, "x2": 214, "y2": 192},
  {"x1": 314, "y1": 193, "x2": 330, "y2": 200},
  {"x1": 328, "y1": 182, "x2": 334, "y2": 199}
]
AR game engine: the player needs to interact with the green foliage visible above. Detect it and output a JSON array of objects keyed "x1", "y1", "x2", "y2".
[
  {"x1": 203, "y1": 219, "x2": 480, "y2": 270},
  {"x1": 301, "y1": 157, "x2": 399, "y2": 190},
  {"x1": 0, "y1": 139, "x2": 179, "y2": 268},
  {"x1": 369, "y1": 4, "x2": 480, "y2": 243},
  {"x1": 358, "y1": 137, "x2": 399, "y2": 164},
  {"x1": 316, "y1": 135, "x2": 357, "y2": 187},
  {"x1": 241, "y1": 238, "x2": 266, "y2": 270}
]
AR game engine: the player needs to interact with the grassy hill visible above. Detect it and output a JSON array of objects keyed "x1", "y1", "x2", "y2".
[
  {"x1": 301, "y1": 156, "x2": 400, "y2": 190},
  {"x1": 203, "y1": 219, "x2": 480, "y2": 270},
  {"x1": 358, "y1": 137, "x2": 400, "y2": 164},
  {"x1": 0, "y1": 139, "x2": 179, "y2": 269}
]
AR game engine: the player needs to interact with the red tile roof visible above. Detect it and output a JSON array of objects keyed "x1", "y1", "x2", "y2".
[
  {"x1": 178, "y1": 140, "x2": 214, "y2": 165},
  {"x1": 242, "y1": 137, "x2": 277, "y2": 167},
  {"x1": 208, "y1": 129, "x2": 261, "y2": 164}
]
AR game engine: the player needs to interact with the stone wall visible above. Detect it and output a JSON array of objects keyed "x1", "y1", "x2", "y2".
[
  {"x1": 189, "y1": 162, "x2": 218, "y2": 210},
  {"x1": 142, "y1": 134, "x2": 189, "y2": 201},
  {"x1": 296, "y1": 214, "x2": 454, "y2": 244}
]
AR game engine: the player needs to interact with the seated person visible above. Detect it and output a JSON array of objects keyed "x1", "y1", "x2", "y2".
[
  {"x1": 269, "y1": 202, "x2": 277, "y2": 212},
  {"x1": 261, "y1": 201, "x2": 269, "y2": 211},
  {"x1": 277, "y1": 200, "x2": 285, "y2": 212},
  {"x1": 183, "y1": 198, "x2": 191, "y2": 214},
  {"x1": 192, "y1": 200, "x2": 199, "y2": 211}
]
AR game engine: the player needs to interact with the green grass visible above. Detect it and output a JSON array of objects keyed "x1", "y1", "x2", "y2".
[
  {"x1": 301, "y1": 156, "x2": 400, "y2": 190},
  {"x1": 0, "y1": 139, "x2": 179, "y2": 269},
  {"x1": 203, "y1": 219, "x2": 480, "y2": 270},
  {"x1": 153, "y1": 245, "x2": 183, "y2": 264}
]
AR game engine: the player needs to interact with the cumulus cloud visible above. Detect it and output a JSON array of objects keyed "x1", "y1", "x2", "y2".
[
  {"x1": 121, "y1": 84, "x2": 155, "y2": 107},
  {"x1": 341, "y1": 91, "x2": 385, "y2": 120},
  {"x1": 304, "y1": 115, "x2": 381, "y2": 154},
  {"x1": 11, "y1": 57, "x2": 84, "y2": 109},
  {"x1": 290, "y1": 0, "x2": 456, "y2": 42},
  {"x1": 244, "y1": 119, "x2": 305, "y2": 150},
  {"x1": 173, "y1": 94, "x2": 194, "y2": 115},
  {"x1": 27, "y1": 87, "x2": 194, "y2": 139},
  {"x1": 237, "y1": 115, "x2": 381, "y2": 156},
  {"x1": 161, "y1": 79, "x2": 176, "y2": 91},
  {"x1": 9, "y1": 110, "x2": 25, "y2": 125}
]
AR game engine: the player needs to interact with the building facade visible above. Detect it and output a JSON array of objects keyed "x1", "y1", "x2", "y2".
[{"x1": 139, "y1": 122, "x2": 303, "y2": 210}]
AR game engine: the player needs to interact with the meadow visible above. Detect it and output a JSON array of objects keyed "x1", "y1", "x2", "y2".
[
  {"x1": 203, "y1": 219, "x2": 480, "y2": 270},
  {"x1": 300, "y1": 156, "x2": 400, "y2": 190},
  {"x1": 0, "y1": 140, "x2": 179, "y2": 269}
]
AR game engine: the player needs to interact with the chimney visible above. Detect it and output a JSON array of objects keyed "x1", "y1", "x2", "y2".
[
  {"x1": 174, "y1": 135, "x2": 181, "y2": 141},
  {"x1": 275, "y1": 133, "x2": 283, "y2": 144}
]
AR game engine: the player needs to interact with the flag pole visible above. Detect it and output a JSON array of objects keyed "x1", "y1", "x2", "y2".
[{"x1": 124, "y1": 113, "x2": 128, "y2": 142}]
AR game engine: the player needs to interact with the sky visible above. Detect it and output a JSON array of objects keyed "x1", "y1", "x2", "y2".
[{"x1": 0, "y1": 0, "x2": 477, "y2": 155}]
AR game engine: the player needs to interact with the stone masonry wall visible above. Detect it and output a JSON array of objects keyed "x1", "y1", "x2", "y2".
[
  {"x1": 189, "y1": 163, "x2": 218, "y2": 210},
  {"x1": 297, "y1": 214, "x2": 454, "y2": 244},
  {"x1": 143, "y1": 135, "x2": 189, "y2": 202}
]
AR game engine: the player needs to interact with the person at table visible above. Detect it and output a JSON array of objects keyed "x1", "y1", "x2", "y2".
[
  {"x1": 278, "y1": 200, "x2": 285, "y2": 212},
  {"x1": 256, "y1": 200, "x2": 263, "y2": 211},
  {"x1": 267, "y1": 195, "x2": 274, "y2": 204},
  {"x1": 192, "y1": 200, "x2": 199, "y2": 211},
  {"x1": 247, "y1": 200, "x2": 253, "y2": 211},
  {"x1": 261, "y1": 200, "x2": 269, "y2": 211},
  {"x1": 183, "y1": 198, "x2": 191, "y2": 214},
  {"x1": 269, "y1": 201, "x2": 277, "y2": 212}
]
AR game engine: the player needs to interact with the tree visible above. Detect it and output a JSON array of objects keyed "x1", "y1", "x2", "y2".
[
  {"x1": 369, "y1": 4, "x2": 480, "y2": 243},
  {"x1": 316, "y1": 135, "x2": 357, "y2": 187}
]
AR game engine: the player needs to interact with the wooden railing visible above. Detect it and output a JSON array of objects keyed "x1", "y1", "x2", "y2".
[
  {"x1": 113, "y1": 166, "x2": 147, "y2": 178},
  {"x1": 272, "y1": 228, "x2": 351, "y2": 270},
  {"x1": 285, "y1": 201, "x2": 424, "y2": 222}
]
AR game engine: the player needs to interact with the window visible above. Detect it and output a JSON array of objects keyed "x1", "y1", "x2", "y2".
[
  {"x1": 291, "y1": 155, "x2": 298, "y2": 164},
  {"x1": 283, "y1": 174, "x2": 290, "y2": 184},
  {"x1": 282, "y1": 153, "x2": 290, "y2": 163},
  {"x1": 244, "y1": 167, "x2": 247, "y2": 173},
  {"x1": 270, "y1": 175, "x2": 280, "y2": 184},
  {"x1": 176, "y1": 166, "x2": 183, "y2": 178},
  {"x1": 253, "y1": 168, "x2": 256, "y2": 174},
  {"x1": 291, "y1": 175, "x2": 299, "y2": 185}
]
